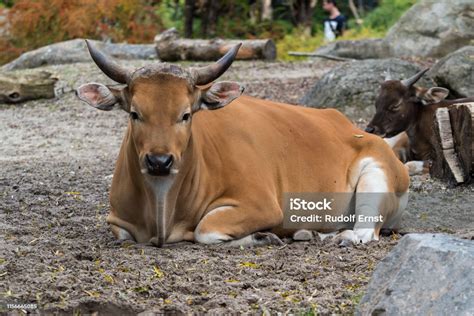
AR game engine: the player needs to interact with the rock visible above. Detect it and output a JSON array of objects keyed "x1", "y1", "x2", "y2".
[
  {"x1": 299, "y1": 59, "x2": 433, "y2": 118},
  {"x1": 357, "y1": 234, "x2": 474, "y2": 315},
  {"x1": 386, "y1": 0, "x2": 474, "y2": 58},
  {"x1": 315, "y1": 39, "x2": 390, "y2": 60},
  {"x1": 430, "y1": 46, "x2": 474, "y2": 98},
  {"x1": 1, "y1": 39, "x2": 157, "y2": 71}
]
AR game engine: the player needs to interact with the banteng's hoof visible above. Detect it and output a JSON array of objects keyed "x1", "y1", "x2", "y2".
[
  {"x1": 253, "y1": 232, "x2": 285, "y2": 246},
  {"x1": 293, "y1": 229, "x2": 313, "y2": 241}
]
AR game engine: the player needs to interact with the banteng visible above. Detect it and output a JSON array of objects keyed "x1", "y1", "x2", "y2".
[
  {"x1": 77, "y1": 40, "x2": 409, "y2": 247},
  {"x1": 366, "y1": 69, "x2": 474, "y2": 174}
]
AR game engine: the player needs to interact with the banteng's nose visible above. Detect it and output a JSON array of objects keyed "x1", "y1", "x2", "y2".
[
  {"x1": 365, "y1": 126, "x2": 375, "y2": 133},
  {"x1": 145, "y1": 154, "x2": 174, "y2": 176}
]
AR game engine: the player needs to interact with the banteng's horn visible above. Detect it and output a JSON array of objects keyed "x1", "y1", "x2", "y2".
[
  {"x1": 85, "y1": 40, "x2": 131, "y2": 84},
  {"x1": 192, "y1": 43, "x2": 242, "y2": 86},
  {"x1": 401, "y1": 68, "x2": 429, "y2": 87}
]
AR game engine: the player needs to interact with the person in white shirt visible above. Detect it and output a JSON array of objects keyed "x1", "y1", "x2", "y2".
[{"x1": 323, "y1": 0, "x2": 347, "y2": 42}]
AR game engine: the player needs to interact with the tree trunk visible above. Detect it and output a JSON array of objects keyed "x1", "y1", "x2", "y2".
[
  {"x1": 430, "y1": 103, "x2": 474, "y2": 185},
  {"x1": 291, "y1": 0, "x2": 317, "y2": 35},
  {"x1": 200, "y1": 0, "x2": 209, "y2": 38},
  {"x1": 0, "y1": 71, "x2": 57, "y2": 104},
  {"x1": 349, "y1": 0, "x2": 363, "y2": 25},
  {"x1": 173, "y1": 0, "x2": 180, "y2": 20},
  {"x1": 208, "y1": 0, "x2": 219, "y2": 37},
  {"x1": 357, "y1": 0, "x2": 365, "y2": 16},
  {"x1": 184, "y1": 0, "x2": 195, "y2": 38},
  {"x1": 155, "y1": 31, "x2": 277, "y2": 61},
  {"x1": 200, "y1": 0, "x2": 219, "y2": 38}
]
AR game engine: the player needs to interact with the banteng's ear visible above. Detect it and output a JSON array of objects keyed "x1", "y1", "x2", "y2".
[
  {"x1": 76, "y1": 83, "x2": 130, "y2": 112},
  {"x1": 198, "y1": 81, "x2": 244, "y2": 111},
  {"x1": 416, "y1": 86, "x2": 449, "y2": 105}
]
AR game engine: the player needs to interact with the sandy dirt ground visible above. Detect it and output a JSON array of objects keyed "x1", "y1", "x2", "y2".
[{"x1": 0, "y1": 59, "x2": 472, "y2": 315}]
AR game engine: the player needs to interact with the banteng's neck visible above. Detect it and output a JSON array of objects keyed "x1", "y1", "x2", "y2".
[{"x1": 124, "y1": 126, "x2": 201, "y2": 247}]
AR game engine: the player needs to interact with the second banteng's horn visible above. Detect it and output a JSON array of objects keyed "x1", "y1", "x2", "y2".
[{"x1": 401, "y1": 68, "x2": 430, "y2": 87}]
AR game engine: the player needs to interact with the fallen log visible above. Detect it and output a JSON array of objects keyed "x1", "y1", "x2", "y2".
[
  {"x1": 430, "y1": 102, "x2": 474, "y2": 185},
  {"x1": 154, "y1": 28, "x2": 276, "y2": 61},
  {"x1": 0, "y1": 71, "x2": 57, "y2": 104}
]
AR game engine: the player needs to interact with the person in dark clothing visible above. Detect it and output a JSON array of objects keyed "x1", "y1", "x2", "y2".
[{"x1": 322, "y1": 0, "x2": 347, "y2": 41}]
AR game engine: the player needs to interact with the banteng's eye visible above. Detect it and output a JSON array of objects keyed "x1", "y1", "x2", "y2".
[
  {"x1": 181, "y1": 113, "x2": 191, "y2": 122},
  {"x1": 130, "y1": 111, "x2": 140, "y2": 121},
  {"x1": 390, "y1": 100, "x2": 402, "y2": 111}
]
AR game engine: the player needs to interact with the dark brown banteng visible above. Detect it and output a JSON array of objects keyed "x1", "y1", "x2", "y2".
[{"x1": 366, "y1": 69, "x2": 474, "y2": 174}]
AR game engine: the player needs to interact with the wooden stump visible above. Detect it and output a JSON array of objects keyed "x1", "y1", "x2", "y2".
[
  {"x1": 430, "y1": 102, "x2": 474, "y2": 185},
  {"x1": 0, "y1": 71, "x2": 57, "y2": 104},
  {"x1": 155, "y1": 28, "x2": 276, "y2": 61}
]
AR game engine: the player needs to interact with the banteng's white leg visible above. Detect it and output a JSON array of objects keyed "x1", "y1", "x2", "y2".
[
  {"x1": 384, "y1": 133, "x2": 409, "y2": 162},
  {"x1": 405, "y1": 160, "x2": 426, "y2": 175},
  {"x1": 336, "y1": 158, "x2": 406, "y2": 244},
  {"x1": 110, "y1": 224, "x2": 136, "y2": 245},
  {"x1": 194, "y1": 204, "x2": 284, "y2": 247}
]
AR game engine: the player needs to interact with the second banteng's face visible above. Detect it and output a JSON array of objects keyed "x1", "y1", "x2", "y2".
[
  {"x1": 365, "y1": 69, "x2": 449, "y2": 138},
  {"x1": 77, "y1": 41, "x2": 244, "y2": 177}
]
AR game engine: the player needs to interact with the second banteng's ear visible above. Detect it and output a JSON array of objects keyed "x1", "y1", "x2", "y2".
[
  {"x1": 76, "y1": 83, "x2": 130, "y2": 112},
  {"x1": 198, "y1": 81, "x2": 244, "y2": 111},
  {"x1": 416, "y1": 86, "x2": 449, "y2": 105}
]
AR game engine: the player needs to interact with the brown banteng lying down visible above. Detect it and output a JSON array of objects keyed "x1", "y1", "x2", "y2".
[
  {"x1": 76, "y1": 40, "x2": 409, "y2": 247},
  {"x1": 365, "y1": 69, "x2": 474, "y2": 175}
]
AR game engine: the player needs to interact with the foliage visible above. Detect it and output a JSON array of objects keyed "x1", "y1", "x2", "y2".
[
  {"x1": 156, "y1": 0, "x2": 183, "y2": 32},
  {"x1": 0, "y1": 0, "x2": 418, "y2": 65},
  {"x1": 0, "y1": 0, "x2": 14, "y2": 8},
  {"x1": 339, "y1": 25, "x2": 386, "y2": 41},
  {"x1": 0, "y1": 0, "x2": 165, "y2": 65},
  {"x1": 362, "y1": 0, "x2": 417, "y2": 32},
  {"x1": 276, "y1": 29, "x2": 325, "y2": 61},
  {"x1": 158, "y1": 0, "x2": 293, "y2": 40}
]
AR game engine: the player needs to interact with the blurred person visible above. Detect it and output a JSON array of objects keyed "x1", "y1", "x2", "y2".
[{"x1": 322, "y1": 0, "x2": 346, "y2": 41}]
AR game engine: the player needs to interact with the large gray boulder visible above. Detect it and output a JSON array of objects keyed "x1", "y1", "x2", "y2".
[
  {"x1": 430, "y1": 46, "x2": 474, "y2": 98},
  {"x1": 1, "y1": 39, "x2": 157, "y2": 71},
  {"x1": 386, "y1": 0, "x2": 474, "y2": 58},
  {"x1": 357, "y1": 234, "x2": 474, "y2": 316},
  {"x1": 299, "y1": 59, "x2": 433, "y2": 118}
]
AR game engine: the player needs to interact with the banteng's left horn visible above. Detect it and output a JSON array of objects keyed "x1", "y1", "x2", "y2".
[
  {"x1": 401, "y1": 68, "x2": 429, "y2": 88},
  {"x1": 85, "y1": 40, "x2": 131, "y2": 84},
  {"x1": 192, "y1": 43, "x2": 242, "y2": 86}
]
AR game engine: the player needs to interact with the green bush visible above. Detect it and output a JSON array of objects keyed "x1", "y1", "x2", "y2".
[
  {"x1": 363, "y1": 0, "x2": 417, "y2": 32},
  {"x1": 276, "y1": 29, "x2": 325, "y2": 61}
]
